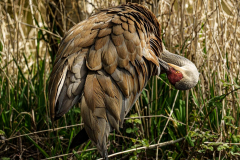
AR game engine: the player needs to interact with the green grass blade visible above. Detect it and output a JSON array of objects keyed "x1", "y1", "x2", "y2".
[{"x1": 25, "y1": 134, "x2": 49, "y2": 158}]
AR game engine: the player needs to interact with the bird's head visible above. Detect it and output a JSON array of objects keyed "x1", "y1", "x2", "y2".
[{"x1": 159, "y1": 48, "x2": 199, "y2": 90}]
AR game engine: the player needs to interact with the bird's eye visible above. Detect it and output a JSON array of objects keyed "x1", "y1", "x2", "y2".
[{"x1": 176, "y1": 71, "x2": 180, "y2": 74}]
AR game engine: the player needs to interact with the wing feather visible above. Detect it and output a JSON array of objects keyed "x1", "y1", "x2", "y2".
[{"x1": 49, "y1": 3, "x2": 164, "y2": 155}]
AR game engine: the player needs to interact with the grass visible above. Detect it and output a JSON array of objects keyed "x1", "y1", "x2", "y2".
[{"x1": 0, "y1": 0, "x2": 240, "y2": 159}]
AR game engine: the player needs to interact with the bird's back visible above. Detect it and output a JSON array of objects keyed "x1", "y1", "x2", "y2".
[{"x1": 48, "y1": 3, "x2": 163, "y2": 157}]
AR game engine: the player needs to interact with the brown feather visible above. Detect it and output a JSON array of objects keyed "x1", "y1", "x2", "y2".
[
  {"x1": 120, "y1": 16, "x2": 127, "y2": 22},
  {"x1": 98, "y1": 28, "x2": 112, "y2": 38},
  {"x1": 116, "y1": 42, "x2": 128, "y2": 59},
  {"x1": 112, "y1": 25, "x2": 124, "y2": 35},
  {"x1": 136, "y1": 45, "x2": 142, "y2": 57},
  {"x1": 111, "y1": 34, "x2": 124, "y2": 46},
  {"x1": 96, "y1": 118, "x2": 107, "y2": 147},
  {"x1": 96, "y1": 72, "x2": 114, "y2": 97},
  {"x1": 95, "y1": 35, "x2": 110, "y2": 50},
  {"x1": 111, "y1": 16, "x2": 122, "y2": 24},
  {"x1": 123, "y1": 30, "x2": 133, "y2": 40},
  {"x1": 92, "y1": 22, "x2": 105, "y2": 30},
  {"x1": 72, "y1": 52, "x2": 87, "y2": 78},
  {"x1": 81, "y1": 96, "x2": 98, "y2": 143},
  {"x1": 100, "y1": 22, "x2": 113, "y2": 29},
  {"x1": 104, "y1": 95, "x2": 120, "y2": 121},
  {"x1": 131, "y1": 32, "x2": 141, "y2": 46},
  {"x1": 125, "y1": 39, "x2": 136, "y2": 53},
  {"x1": 118, "y1": 57, "x2": 129, "y2": 68},
  {"x1": 122, "y1": 22, "x2": 128, "y2": 30},
  {"x1": 128, "y1": 24, "x2": 136, "y2": 33},
  {"x1": 102, "y1": 40, "x2": 117, "y2": 66},
  {"x1": 137, "y1": 28, "x2": 145, "y2": 40},
  {"x1": 128, "y1": 49, "x2": 137, "y2": 62},
  {"x1": 129, "y1": 15, "x2": 136, "y2": 22},
  {"x1": 94, "y1": 107, "x2": 107, "y2": 120},
  {"x1": 135, "y1": 20, "x2": 141, "y2": 29},
  {"x1": 102, "y1": 62, "x2": 118, "y2": 75},
  {"x1": 127, "y1": 18, "x2": 134, "y2": 25},
  {"x1": 86, "y1": 46, "x2": 102, "y2": 70},
  {"x1": 111, "y1": 68, "x2": 130, "y2": 96},
  {"x1": 84, "y1": 73, "x2": 105, "y2": 111},
  {"x1": 60, "y1": 39, "x2": 75, "y2": 58},
  {"x1": 106, "y1": 111, "x2": 119, "y2": 132},
  {"x1": 67, "y1": 83, "x2": 73, "y2": 98}
]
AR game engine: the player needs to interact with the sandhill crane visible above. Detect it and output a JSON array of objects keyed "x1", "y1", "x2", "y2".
[{"x1": 48, "y1": 3, "x2": 199, "y2": 159}]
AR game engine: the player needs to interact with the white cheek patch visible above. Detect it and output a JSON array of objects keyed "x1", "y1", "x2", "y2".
[{"x1": 167, "y1": 63, "x2": 185, "y2": 72}]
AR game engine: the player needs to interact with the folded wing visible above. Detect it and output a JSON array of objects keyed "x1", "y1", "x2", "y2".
[{"x1": 48, "y1": 3, "x2": 163, "y2": 157}]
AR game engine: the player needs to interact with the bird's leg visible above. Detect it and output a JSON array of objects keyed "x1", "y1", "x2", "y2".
[{"x1": 103, "y1": 150, "x2": 108, "y2": 160}]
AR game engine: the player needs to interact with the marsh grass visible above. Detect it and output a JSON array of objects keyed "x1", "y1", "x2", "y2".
[{"x1": 0, "y1": 0, "x2": 240, "y2": 159}]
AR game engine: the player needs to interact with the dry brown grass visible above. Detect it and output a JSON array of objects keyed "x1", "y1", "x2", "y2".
[{"x1": 159, "y1": 0, "x2": 240, "y2": 125}]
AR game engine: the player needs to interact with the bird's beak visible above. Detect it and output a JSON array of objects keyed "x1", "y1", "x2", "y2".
[
  {"x1": 158, "y1": 59, "x2": 170, "y2": 72},
  {"x1": 167, "y1": 63, "x2": 184, "y2": 72}
]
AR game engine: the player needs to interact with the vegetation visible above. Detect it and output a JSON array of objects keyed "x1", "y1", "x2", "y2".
[{"x1": 0, "y1": 0, "x2": 239, "y2": 159}]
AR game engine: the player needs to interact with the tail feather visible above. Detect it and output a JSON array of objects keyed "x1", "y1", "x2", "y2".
[
  {"x1": 70, "y1": 128, "x2": 89, "y2": 149},
  {"x1": 80, "y1": 71, "x2": 120, "y2": 157}
]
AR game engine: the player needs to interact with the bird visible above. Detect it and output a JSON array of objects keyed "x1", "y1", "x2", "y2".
[{"x1": 48, "y1": 3, "x2": 199, "y2": 159}]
